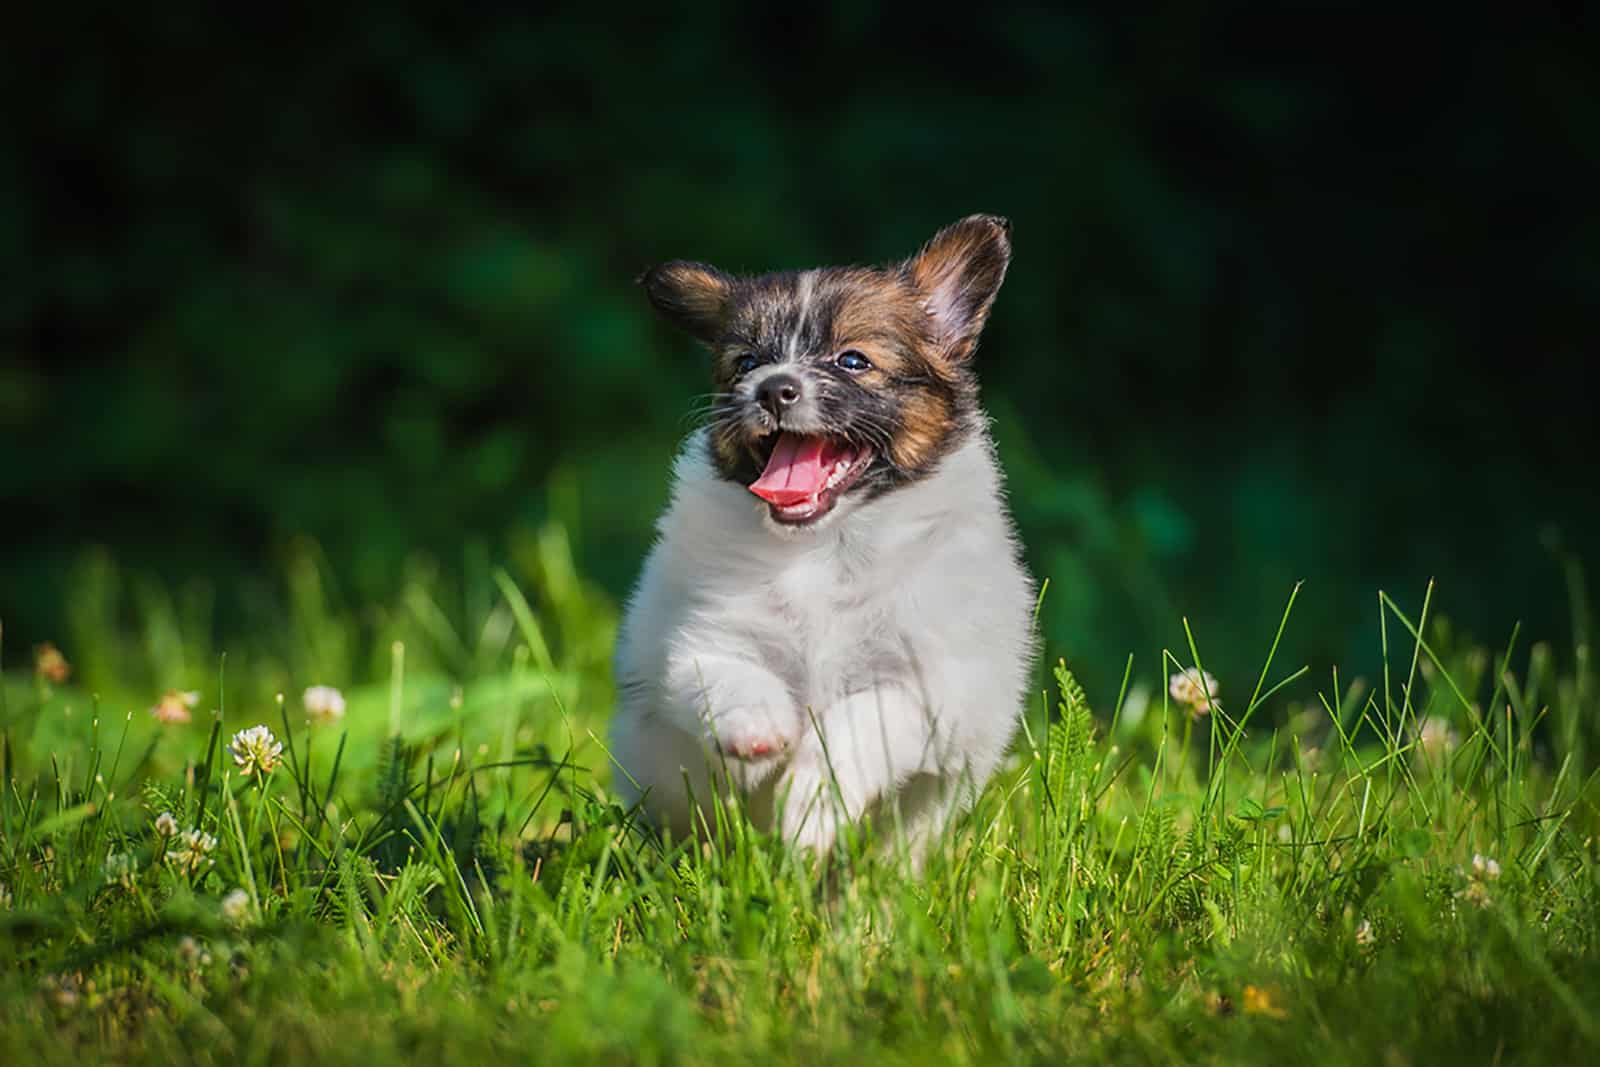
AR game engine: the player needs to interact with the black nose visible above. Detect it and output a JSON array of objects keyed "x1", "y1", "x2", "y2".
[{"x1": 756, "y1": 373, "x2": 802, "y2": 418}]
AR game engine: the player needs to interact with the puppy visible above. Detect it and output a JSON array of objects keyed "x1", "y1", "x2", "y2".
[{"x1": 608, "y1": 215, "x2": 1036, "y2": 858}]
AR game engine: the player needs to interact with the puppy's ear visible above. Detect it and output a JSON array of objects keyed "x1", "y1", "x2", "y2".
[
  {"x1": 638, "y1": 260, "x2": 734, "y2": 345},
  {"x1": 906, "y1": 214, "x2": 1012, "y2": 360}
]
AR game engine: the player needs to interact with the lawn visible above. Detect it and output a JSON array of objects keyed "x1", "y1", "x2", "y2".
[{"x1": 2, "y1": 536, "x2": 1597, "y2": 1065}]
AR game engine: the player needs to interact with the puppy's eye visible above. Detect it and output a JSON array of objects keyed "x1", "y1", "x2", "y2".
[
  {"x1": 733, "y1": 354, "x2": 760, "y2": 376},
  {"x1": 835, "y1": 350, "x2": 872, "y2": 372}
]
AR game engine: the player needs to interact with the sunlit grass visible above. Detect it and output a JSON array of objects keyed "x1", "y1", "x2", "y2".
[{"x1": 1, "y1": 534, "x2": 1597, "y2": 1065}]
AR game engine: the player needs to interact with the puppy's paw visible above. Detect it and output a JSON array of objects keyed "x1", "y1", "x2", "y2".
[
  {"x1": 718, "y1": 734, "x2": 786, "y2": 760},
  {"x1": 776, "y1": 762, "x2": 849, "y2": 854},
  {"x1": 783, "y1": 805, "x2": 843, "y2": 854},
  {"x1": 705, "y1": 707, "x2": 792, "y2": 763}
]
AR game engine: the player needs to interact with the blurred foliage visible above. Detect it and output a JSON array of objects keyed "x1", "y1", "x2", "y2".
[{"x1": 2, "y1": 4, "x2": 1596, "y2": 695}]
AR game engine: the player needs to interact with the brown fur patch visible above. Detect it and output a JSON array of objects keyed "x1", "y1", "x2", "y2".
[
  {"x1": 640, "y1": 261, "x2": 733, "y2": 344},
  {"x1": 890, "y1": 388, "x2": 956, "y2": 472},
  {"x1": 907, "y1": 215, "x2": 1011, "y2": 361},
  {"x1": 831, "y1": 277, "x2": 938, "y2": 366},
  {"x1": 710, "y1": 423, "x2": 747, "y2": 475},
  {"x1": 820, "y1": 271, "x2": 967, "y2": 474},
  {"x1": 823, "y1": 270, "x2": 962, "y2": 390}
]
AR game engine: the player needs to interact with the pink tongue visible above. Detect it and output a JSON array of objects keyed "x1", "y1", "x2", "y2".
[{"x1": 749, "y1": 433, "x2": 836, "y2": 506}]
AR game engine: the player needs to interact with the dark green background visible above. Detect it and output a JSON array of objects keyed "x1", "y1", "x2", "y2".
[{"x1": 4, "y1": 5, "x2": 1595, "y2": 694}]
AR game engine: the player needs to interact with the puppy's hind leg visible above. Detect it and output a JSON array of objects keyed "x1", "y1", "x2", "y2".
[{"x1": 777, "y1": 685, "x2": 944, "y2": 854}]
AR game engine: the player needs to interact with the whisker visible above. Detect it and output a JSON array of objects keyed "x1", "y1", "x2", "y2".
[{"x1": 681, "y1": 391, "x2": 745, "y2": 431}]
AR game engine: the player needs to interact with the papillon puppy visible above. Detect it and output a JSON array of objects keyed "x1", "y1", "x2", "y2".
[{"x1": 608, "y1": 215, "x2": 1036, "y2": 859}]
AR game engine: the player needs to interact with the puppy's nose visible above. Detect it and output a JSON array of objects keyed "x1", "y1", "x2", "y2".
[{"x1": 756, "y1": 373, "x2": 802, "y2": 418}]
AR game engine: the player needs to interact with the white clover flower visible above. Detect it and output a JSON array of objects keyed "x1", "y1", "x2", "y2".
[
  {"x1": 221, "y1": 888, "x2": 251, "y2": 926},
  {"x1": 1168, "y1": 668, "x2": 1221, "y2": 717},
  {"x1": 302, "y1": 685, "x2": 347, "y2": 723},
  {"x1": 229, "y1": 725, "x2": 284, "y2": 778},
  {"x1": 176, "y1": 935, "x2": 212, "y2": 969},
  {"x1": 154, "y1": 810, "x2": 181, "y2": 838},
  {"x1": 150, "y1": 689, "x2": 200, "y2": 725},
  {"x1": 104, "y1": 850, "x2": 138, "y2": 889},
  {"x1": 1415, "y1": 717, "x2": 1459, "y2": 762},
  {"x1": 166, "y1": 829, "x2": 217, "y2": 875},
  {"x1": 1458, "y1": 853, "x2": 1502, "y2": 908},
  {"x1": 1355, "y1": 919, "x2": 1374, "y2": 947}
]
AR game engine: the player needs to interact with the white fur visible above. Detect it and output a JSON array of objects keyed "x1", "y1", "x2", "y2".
[{"x1": 608, "y1": 426, "x2": 1036, "y2": 858}]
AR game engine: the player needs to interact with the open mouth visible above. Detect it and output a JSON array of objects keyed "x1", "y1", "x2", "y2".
[{"x1": 747, "y1": 432, "x2": 874, "y2": 525}]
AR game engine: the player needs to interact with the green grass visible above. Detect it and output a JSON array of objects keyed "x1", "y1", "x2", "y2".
[{"x1": 2, "y1": 532, "x2": 1598, "y2": 1065}]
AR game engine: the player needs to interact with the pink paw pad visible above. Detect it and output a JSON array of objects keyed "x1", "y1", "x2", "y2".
[{"x1": 718, "y1": 737, "x2": 784, "y2": 759}]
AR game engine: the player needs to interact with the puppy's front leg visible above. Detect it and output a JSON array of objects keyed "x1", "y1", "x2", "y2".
[
  {"x1": 666, "y1": 654, "x2": 798, "y2": 790},
  {"x1": 777, "y1": 685, "x2": 944, "y2": 852}
]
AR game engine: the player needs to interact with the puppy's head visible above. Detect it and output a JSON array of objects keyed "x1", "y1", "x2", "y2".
[{"x1": 641, "y1": 215, "x2": 1011, "y2": 531}]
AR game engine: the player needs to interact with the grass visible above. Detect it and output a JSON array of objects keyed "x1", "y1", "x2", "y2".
[{"x1": 2, "y1": 529, "x2": 1598, "y2": 1065}]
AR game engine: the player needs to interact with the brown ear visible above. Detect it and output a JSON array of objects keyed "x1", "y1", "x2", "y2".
[
  {"x1": 906, "y1": 215, "x2": 1012, "y2": 360},
  {"x1": 638, "y1": 260, "x2": 734, "y2": 344}
]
